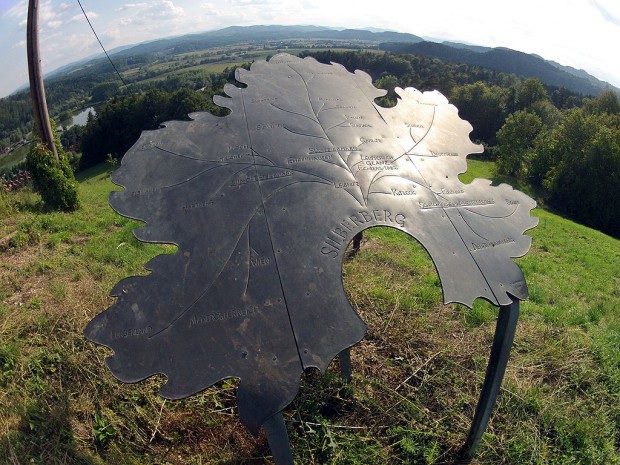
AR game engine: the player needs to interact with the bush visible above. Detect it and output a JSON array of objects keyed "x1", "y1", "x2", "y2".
[{"x1": 26, "y1": 143, "x2": 79, "y2": 211}]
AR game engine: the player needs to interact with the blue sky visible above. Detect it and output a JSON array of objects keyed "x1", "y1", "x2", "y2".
[{"x1": 1, "y1": 0, "x2": 619, "y2": 98}]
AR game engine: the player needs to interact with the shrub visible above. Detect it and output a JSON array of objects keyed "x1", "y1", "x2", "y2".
[{"x1": 26, "y1": 142, "x2": 79, "y2": 211}]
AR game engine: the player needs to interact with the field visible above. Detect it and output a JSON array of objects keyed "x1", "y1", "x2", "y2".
[
  {"x1": 0, "y1": 160, "x2": 619, "y2": 464},
  {"x1": 118, "y1": 44, "x2": 376, "y2": 86},
  {"x1": 0, "y1": 143, "x2": 31, "y2": 172}
]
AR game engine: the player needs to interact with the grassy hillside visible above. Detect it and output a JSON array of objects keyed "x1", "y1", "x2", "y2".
[{"x1": 0, "y1": 161, "x2": 618, "y2": 464}]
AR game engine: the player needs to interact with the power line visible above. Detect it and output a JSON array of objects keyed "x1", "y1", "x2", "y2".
[{"x1": 76, "y1": 0, "x2": 127, "y2": 87}]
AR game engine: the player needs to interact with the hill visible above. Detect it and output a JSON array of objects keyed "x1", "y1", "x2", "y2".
[
  {"x1": 103, "y1": 25, "x2": 424, "y2": 58},
  {"x1": 38, "y1": 24, "x2": 615, "y2": 97},
  {"x1": 381, "y1": 41, "x2": 619, "y2": 96},
  {"x1": 0, "y1": 160, "x2": 618, "y2": 464}
]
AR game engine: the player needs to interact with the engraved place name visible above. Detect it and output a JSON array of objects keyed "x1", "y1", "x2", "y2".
[
  {"x1": 360, "y1": 138, "x2": 382, "y2": 144},
  {"x1": 288, "y1": 154, "x2": 332, "y2": 164},
  {"x1": 251, "y1": 97, "x2": 278, "y2": 103},
  {"x1": 131, "y1": 187, "x2": 158, "y2": 197},
  {"x1": 256, "y1": 123, "x2": 284, "y2": 130},
  {"x1": 391, "y1": 188, "x2": 416, "y2": 196},
  {"x1": 319, "y1": 97, "x2": 342, "y2": 101},
  {"x1": 314, "y1": 72, "x2": 334, "y2": 75},
  {"x1": 334, "y1": 105, "x2": 357, "y2": 109},
  {"x1": 506, "y1": 199, "x2": 520, "y2": 205},
  {"x1": 429, "y1": 151, "x2": 458, "y2": 157},
  {"x1": 250, "y1": 257, "x2": 271, "y2": 267},
  {"x1": 219, "y1": 152, "x2": 250, "y2": 162},
  {"x1": 419, "y1": 199, "x2": 495, "y2": 209},
  {"x1": 346, "y1": 115, "x2": 363, "y2": 119},
  {"x1": 230, "y1": 171, "x2": 294, "y2": 186},
  {"x1": 182, "y1": 199, "x2": 214, "y2": 211},
  {"x1": 346, "y1": 123, "x2": 372, "y2": 128},
  {"x1": 111, "y1": 326, "x2": 152, "y2": 340},
  {"x1": 359, "y1": 154, "x2": 396, "y2": 171},
  {"x1": 471, "y1": 237, "x2": 516, "y2": 251},
  {"x1": 406, "y1": 123, "x2": 425, "y2": 128},
  {"x1": 228, "y1": 144, "x2": 249, "y2": 152},
  {"x1": 334, "y1": 181, "x2": 360, "y2": 188},
  {"x1": 189, "y1": 305, "x2": 261, "y2": 328},
  {"x1": 321, "y1": 210, "x2": 406, "y2": 258},
  {"x1": 309, "y1": 146, "x2": 360, "y2": 154},
  {"x1": 361, "y1": 154, "x2": 393, "y2": 161},
  {"x1": 440, "y1": 187, "x2": 465, "y2": 195},
  {"x1": 360, "y1": 165, "x2": 397, "y2": 171}
]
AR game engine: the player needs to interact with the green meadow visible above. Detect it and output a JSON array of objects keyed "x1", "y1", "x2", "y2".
[{"x1": 0, "y1": 160, "x2": 618, "y2": 464}]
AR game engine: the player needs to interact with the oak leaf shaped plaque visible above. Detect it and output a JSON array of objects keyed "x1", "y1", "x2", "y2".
[{"x1": 85, "y1": 53, "x2": 537, "y2": 434}]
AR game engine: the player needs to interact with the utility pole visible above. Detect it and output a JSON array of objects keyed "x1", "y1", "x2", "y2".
[{"x1": 27, "y1": 0, "x2": 58, "y2": 161}]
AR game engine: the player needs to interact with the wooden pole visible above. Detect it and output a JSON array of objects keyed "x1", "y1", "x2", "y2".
[{"x1": 27, "y1": 0, "x2": 58, "y2": 161}]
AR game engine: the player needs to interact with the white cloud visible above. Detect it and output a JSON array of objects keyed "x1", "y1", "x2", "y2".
[
  {"x1": 68, "y1": 11, "x2": 99, "y2": 24},
  {"x1": 112, "y1": 0, "x2": 187, "y2": 37},
  {"x1": 156, "y1": 0, "x2": 185, "y2": 18},
  {"x1": 590, "y1": 0, "x2": 620, "y2": 24},
  {"x1": 47, "y1": 20, "x2": 63, "y2": 28},
  {"x1": 3, "y1": 0, "x2": 27, "y2": 19},
  {"x1": 116, "y1": 3, "x2": 149, "y2": 12},
  {"x1": 40, "y1": 0, "x2": 58, "y2": 23}
]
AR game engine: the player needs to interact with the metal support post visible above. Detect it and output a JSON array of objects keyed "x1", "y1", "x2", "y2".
[
  {"x1": 27, "y1": 0, "x2": 58, "y2": 160},
  {"x1": 338, "y1": 348, "x2": 352, "y2": 383},
  {"x1": 263, "y1": 412, "x2": 294, "y2": 465},
  {"x1": 462, "y1": 299, "x2": 520, "y2": 459}
]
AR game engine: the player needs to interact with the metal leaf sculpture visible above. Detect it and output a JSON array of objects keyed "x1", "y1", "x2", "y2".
[{"x1": 85, "y1": 53, "x2": 537, "y2": 435}]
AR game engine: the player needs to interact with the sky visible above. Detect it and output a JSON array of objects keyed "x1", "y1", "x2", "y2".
[{"x1": 1, "y1": 0, "x2": 620, "y2": 98}]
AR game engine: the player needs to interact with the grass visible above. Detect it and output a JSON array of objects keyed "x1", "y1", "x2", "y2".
[
  {"x1": 0, "y1": 143, "x2": 32, "y2": 172},
  {"x1": 0, "y1": 159, "x2": 619, "y2": 464}
]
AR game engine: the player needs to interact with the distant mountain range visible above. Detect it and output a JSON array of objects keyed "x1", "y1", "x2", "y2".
[
  {"x1": 41, "y1": 24, "x2": 620, "y2": 97},
  {"x1": 381, "y1": 41, "x2": 617, "y2": 96},
  {"x1": 31, "y1": 26, "x2": 620, "y2": 95},
  {"x1": 105, "y1": 25, "x2": 424, "y2": 57}
]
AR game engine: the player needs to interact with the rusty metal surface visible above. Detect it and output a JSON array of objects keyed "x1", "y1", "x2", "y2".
[{"x1": 84, "y1": 53, "x2": 537, "y2": 434}]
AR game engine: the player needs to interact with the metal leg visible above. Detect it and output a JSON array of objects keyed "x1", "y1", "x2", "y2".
[
  {"x1": 462, "y1": 299, "x2": 520, "y2": 459},
  {"x1": 338, "y1": 348, "x2": 352, "y2": 383},
  {"x1": 263, "y1": 412, "x2": 294, "y2": 465},
  {"x1": 347, "y1": 232, "x2": 363, "y2": 257}
]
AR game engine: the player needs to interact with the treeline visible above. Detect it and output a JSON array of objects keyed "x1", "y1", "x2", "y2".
[
  {"x1": 0, "y1": 69, "x2": 110, "y2": 147},
  {"x1": 301, "y1": 50, "x2": 584, "y2": 144},
  {"x1": 496, "y1": 89, "x2": 620, "y2": 237},
  {"x1": 0, "y1": 56, "x2": 219, "y2": 150},
  {"x1": 77, "y1": 69, "x2": 233, "y2": 169}
]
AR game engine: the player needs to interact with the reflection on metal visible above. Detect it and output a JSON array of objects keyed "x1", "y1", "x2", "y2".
[{"x1": 84, "y1": 53, "x2": 537, "y2": 460}]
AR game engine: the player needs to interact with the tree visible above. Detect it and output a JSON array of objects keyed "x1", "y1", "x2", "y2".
[
  {"x1": 26, "y1": 120, "x2": 79, "y2": 211},
  {"x1": 375, "y1": 74, "x2": 400, "y2": 106},
  {"x1": 516, "y1": 78, "x2": 548, "y2": 110},
  {"x1": 496, "y1": 110, "x2": 543, "y2": 177},
  {"x1": 529, "y1": 99, "x2": 561, "y2": 128},
  {"x1": 583, "y1": 90, "x2": 620, "y2": 115},
  {"x1": 545, "y1": 110, "x2": 620, "y2": 236},
  {"x1": 450, "y1": 81, "x2": 508, "y2": 145}
]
